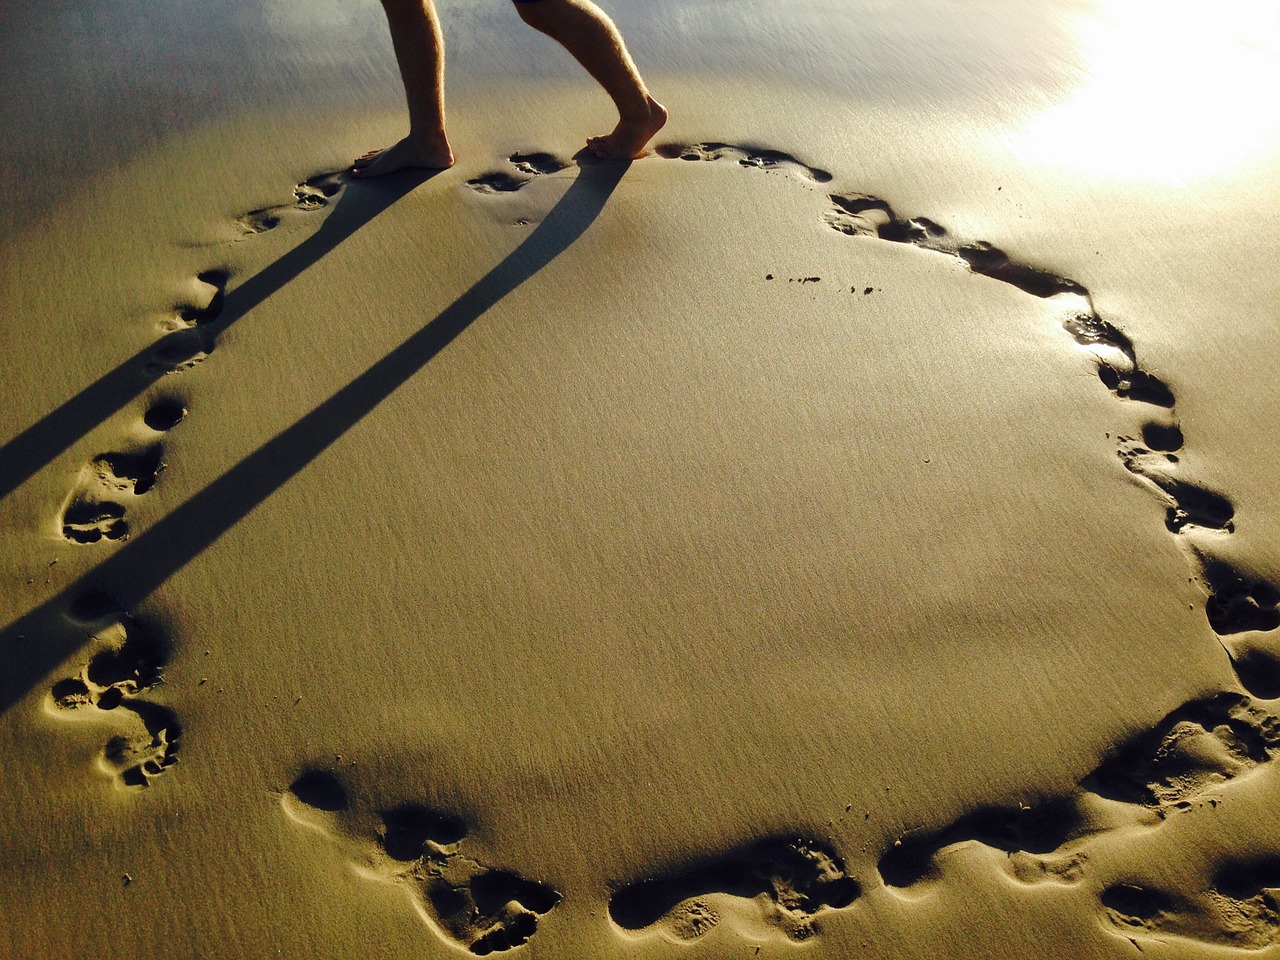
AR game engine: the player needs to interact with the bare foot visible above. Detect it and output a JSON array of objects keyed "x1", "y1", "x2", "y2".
[
  {"x1": 586, "y1": 97, "x2": 668, "y2": 161},
  {"x1": 351, "y1": 136, "x2": 455, "y2": 179}
]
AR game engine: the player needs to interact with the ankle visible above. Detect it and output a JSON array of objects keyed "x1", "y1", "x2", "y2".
[
  {"x1": 408, "y1": 127, "x2": 451, "y2": 151},
  {"x1": 611, "y1": 91, "x2": 648, "y2": 120}
]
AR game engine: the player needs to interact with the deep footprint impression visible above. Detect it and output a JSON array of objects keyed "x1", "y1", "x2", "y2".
[
  {"x1": 466, "y1": 151, "x2": 569, "y2": 194},
  {"x1": 878, "y1": 693, "x2": 1280, "y2": 892},
  {"x1": 1102, "y1": 857, "x2": 1280, "y2": 951},
  {"x1": 47, "y1": 593, "x2": 180, "y2": 787},
  {"x1": 284, "y1": 769, "x2": 560, "y2": 955},
  {"x1": 59, "y1": 445, "x2": 164, "y2": 544},
  {"x1": 145, "y1": 270, "x2": 229, "y2": 375},
  {"x1": 610, "y1": 837, "x2": 859, "y2": 943}
]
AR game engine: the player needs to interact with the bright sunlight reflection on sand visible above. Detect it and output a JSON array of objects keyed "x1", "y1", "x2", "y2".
[{"x1": 1014, "y1": 0, "x2": 1280, "y2": 182}]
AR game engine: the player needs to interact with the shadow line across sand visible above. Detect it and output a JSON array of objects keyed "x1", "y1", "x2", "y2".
[
  {"x1": 0, "y1": 171, "x2": 429, "y2": 502},
  {"x1": 0, "y1": 159, "x2": 627, "y2": 715}
]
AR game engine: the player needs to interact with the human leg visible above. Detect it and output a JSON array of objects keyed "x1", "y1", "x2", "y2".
[
  {"x1": 353, "y1": 0, "x2": 455, "y2": 178},
  {"x1": 513, "y1": 0, "x2": 666, "y2": 160}
]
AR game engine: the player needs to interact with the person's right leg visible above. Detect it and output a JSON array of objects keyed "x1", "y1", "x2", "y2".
[
  {"x1": 513, "y1": 0, "x2": 666, "y2": 160},
  {"x1": 352, "y1": 0, "x2": 455, "y2": 178}
]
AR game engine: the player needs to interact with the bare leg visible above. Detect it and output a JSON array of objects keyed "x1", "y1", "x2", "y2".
[
  {"x1": 353, "y1": 0, "x2": 456, "y2": 178},
  {"x1": 514, "y1": 0, "x2": 667, "y2": 160}
]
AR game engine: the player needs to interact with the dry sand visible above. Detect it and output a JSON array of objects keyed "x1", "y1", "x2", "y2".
[{"x1": 3, "y1": 1, "x2": 1280, "y2": 958}]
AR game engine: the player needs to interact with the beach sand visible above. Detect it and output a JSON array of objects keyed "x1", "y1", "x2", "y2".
[{"x1": 3, "y1": 1, "x2": 1280, "y2": 957}]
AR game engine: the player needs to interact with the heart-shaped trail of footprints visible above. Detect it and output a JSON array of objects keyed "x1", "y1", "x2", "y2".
[
  {"x1": 42, "y1": 145, "x2": 1280, "y2": 948},
  {"x1": 282, "y1": 769, "x2": 561, "y2": 956}
]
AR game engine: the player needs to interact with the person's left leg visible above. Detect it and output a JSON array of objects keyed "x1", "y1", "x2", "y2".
[
  {"x1": 513, "y1": 0, "x2": 666, "y2": 159},
  {"x1": 352, "y1": 0, "x2": 455, "y2": 178}
]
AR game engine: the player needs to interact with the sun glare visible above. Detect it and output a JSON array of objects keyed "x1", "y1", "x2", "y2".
[{"x1": 1013, "y1": 0, "x2": 1280, "y2": 183}]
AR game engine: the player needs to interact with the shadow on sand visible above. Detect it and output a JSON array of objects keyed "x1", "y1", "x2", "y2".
[{"x1": 0, "y1": 157, "x2": 627, "y2": 716}]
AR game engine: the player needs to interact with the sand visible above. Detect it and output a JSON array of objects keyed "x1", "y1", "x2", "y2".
[{"x1": 3, "y1": 0, "x2": 1280, "y2": 957}]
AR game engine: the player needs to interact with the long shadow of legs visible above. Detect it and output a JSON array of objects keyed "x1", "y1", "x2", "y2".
[
  {"x1": 0, "y1": 171, "x2": 431, "y2": 502},
  {"x1": 0, "y1": 160, "x2": 626, "y2": 716}
]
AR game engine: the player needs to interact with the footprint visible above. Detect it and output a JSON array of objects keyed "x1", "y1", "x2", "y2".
[
  {"x1": 404, "y1": 851, "x2": 561, "y2": 955},
  {"x1": 874, "y1": 694, "x2": 1280, "y2": 894},
  {"x1": 1228, "y1": 645, "x2": 1280, "y2": 700},
  {"x1": 1062, "y1": 312, "x2": 1138, "y2": 368},
  {"x1": 1140, "y1": 420, "x2": 1184, "y2": 454},
  {"x1": 284, "y1": 770, "x2": 559, "y2": 955},
  {"x1": 466, "y1": 172, "x2": 530, "y2": 195},
  {"x1": 1096, "y1": 363, "x2": 1176, "y2": 407},
  {"x1": 1006, "y1": 849, "x2": 1089, "y2": 886},
  {"x1": 1082, "y1": 692, "x2": 1279, "y2": 811},
  {"x1": 466, "y1": 151, "x2": 570, "y2": 195},
  {"x1": 1199, "y1": 559, "x2": 1280, "y2": 637},
  {"x1": 951, "y1": 240, "x2": 1086, "y2": 299},
  {"x1": 144, "y1": 328, "x2": 214, "y2": 376},
  {"x1": 508, "y1": 152, "x2": 569, "y2": 177},
  {"x1": 47, "y1": 594, "x2": 180, "y2": 788},
  {"x1": 657, "y1": 142, "x2": 832, "y2": 183},
  {"x1": 878, "y1": 799, "x2": 1083, "y2": 889},
  {"x1": 236, "y1": 172, "x2": 344, "y2": 235},
  {"x1": 1118, "y1": 440, "x2": 1235, "y2": 533},
  {"x1": 60, "y1": 498, "x2": 129, "y2": 544},
  {"x1": 59, "y1": 443, "x2": 164, "y2": 544},
  {"x1": 101, "y1": 700, "x2": 182, "y2": 788},
  {"x1": 609, "y1": 837, "x2": 859, "y2": 943},
  {"x1": 1102, "y1": 862, "x2": 1280, "y2": 951},
  {"x1": 142, "y1": 398, "x2": 187, "y2": 433},
  {"x1": 287, "y1": 768, "x2": 351, "y2": 814},
  {"x1": 149, "y1": 269, "x2": 228, "y2": 370},
  {"x1": 160, "y1": 269, "x2": 228, "y2": 332}
]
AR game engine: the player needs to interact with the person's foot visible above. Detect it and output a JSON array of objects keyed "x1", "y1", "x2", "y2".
[
  {"x1": 586, "y1": 97, "x2": 668, "y2": 161},
  {"x1": 351, "y1": 135, "x2": 455, "y2": 178}
]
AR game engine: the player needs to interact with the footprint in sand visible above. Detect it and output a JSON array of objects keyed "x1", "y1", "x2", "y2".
[
  {"x1": 58, "y1": 394, "x2": 185, "y2": 545},
  {"x1": 878, "y1": 800, "x2": 1085, "y2": 890},
  {"x1": 1083, "y1": 692, "x2": 1280, "y2": 811},
  {"x1": 47, "y1": 593, "x2": 181, "y2": 788},
  {"x1": 1117, "y1": 438, "x2": 1235, "y2": 533},
  {"x1": 145, "y1": 270, "x2": 229, "y2": 375},
  {"x1": 609, "y1": 837, "x2": 859, "y2": 943},
  {"x1": 466, "y1": 152, "x2": 570, "y2": 195},
  {"x1": 1102, "y1": 857, "x2": 1280, "y2": 951},
  {"x1": 59, "y1": 445, "x2": 164, "y2": 544},
  {"x1": 142, "y1": 397, "x2": 188, "y2": 432},
  {"x1": 236, "y1": 172, "x2": 344, "y2": 236},
  {"x1": 158, "y1": 269, "x2": 229, "y2": 333},
  {"x1": 657, "y1": 141, "x2": 833, "y2": 184},
  {"x1": 877, "y1": 692, "x2": 1280, "y2": 893},
  {"x1": 282, "y1": 769, "x2": 560, "y2": 955}
]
